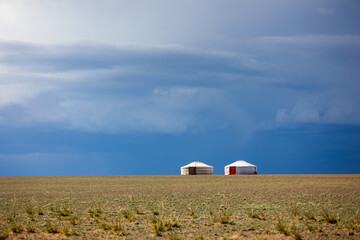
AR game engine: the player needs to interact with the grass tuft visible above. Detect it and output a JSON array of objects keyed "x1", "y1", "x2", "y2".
[
  {"x1": 152, "y1": 216, "x2": 165, "y2": 236},
  {"x1": 62, "y1": 226, "x2": 80, "y2": 237},
  {"x1": 88, "y1": 207, "x2": 102, "y2": 217},
  {"x1": 28, "y1": 214, "x2": 35, "y2": 222},
  {"x1": 306, "y1": 223, "x2": 316, "y2": 232},
  {"x1": 248, "y1": 210, "x2": 266, "y2": 220},
  {"x1": 122, "y1": 209, "x2": 135, "y2": 221},
  {"x1": 294, "y1": 231, "x2": 302, "y2": 240},
  {"x1": 194, "y1": 236, "x2": 205, "y2": 240},
  {"x1": 69, "y1": 216, "x2": 80, "y2": 225},
  {"x1": 133, "y1": 207, "x2": 143, "y2": 215},
  {"x1": 6, "y1": 210, "x2": 16, "y2": 223},
  {"x1": 98, "y1": 222, "x2": 111, "y2": 231},
  {"x1": 219, "y1": 210, "x2": 233, "y2": 224},
  {"x1": 10, "y1": 222, "x2": 23, "y2": 233},
  {"x1": 112, "y1": 220, "x2": 128, "y2": 236},
  {"x1": 188, "y1": 209, "x2": 197, "y2": 218},
  {"x1": 303, "y1": 210, "x2": 316, "y2": 221},
  {"x1": 46, "y1": 222, "x2": 60, "y2": 233},
  {"x1": 62, "y1": 227, "x2": 71, "y2": 237},
  {"x1": 289, "y1": 206, "x2": 302, "y2": 217},
  {"x1": 164, "y1": 216, "x2": 181, "y2": 229},
  {"x1": 168, "y1": 232, "x2": 182, "y2": 240},
  {"x1": 57, "y1": 206, "x2": 72, "y2": 217},
  {"x1": 276, "y1": 218, "x2": 290, "y2": 236},
  {"x1": 322, "y1": 211, "x2": 338, "y2": 224},
  {"x1": 0, "y1": 229, "x2": 9, "y2": 240},
  {"x1": 37, "y1": 207, "x2": 44, "y2": 216},
  {"x1": 26, "y1": 206, "x2": 34, "y2": 215},
  {"x1": 291, "y1": 225, "x2": 302, "y2": 240},
  {"x1": 25, "y1": 222, "x2": 36, "y2": 233}
]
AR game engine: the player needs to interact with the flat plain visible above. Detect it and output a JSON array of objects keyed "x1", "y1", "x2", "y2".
[{"x1": 0, "y1": 175, "x2": 359, "y2": 239}]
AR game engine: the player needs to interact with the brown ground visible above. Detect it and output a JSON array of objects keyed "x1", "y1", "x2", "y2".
[{"x1": 0, "y1": 175, "x2": 359, "y2": 239}]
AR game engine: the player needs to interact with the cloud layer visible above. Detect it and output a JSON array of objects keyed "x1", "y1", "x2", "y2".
[
  {"x1": 0, "y1": 42, "x2": 254, "y2": 133},
  {"x1": 0, "y1": 36, "x2": 359, "y2": 134}
]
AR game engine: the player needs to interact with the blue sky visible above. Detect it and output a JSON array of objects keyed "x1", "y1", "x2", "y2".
[{"x1": 0, "y1": 0, "x2": 359, "y2": 176}]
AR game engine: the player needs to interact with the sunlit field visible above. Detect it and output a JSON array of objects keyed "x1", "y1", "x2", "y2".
[{"x1": 0, "y1": 175, "x2": 359, "y2": 239}]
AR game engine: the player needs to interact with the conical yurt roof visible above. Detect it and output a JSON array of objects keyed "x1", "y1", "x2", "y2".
[
  {"x1": 181, "y1": 161, "x2": 213, "y2": 169},
  {"x1": 225, "y1": 160, "x2": 256, "y2": 168}
]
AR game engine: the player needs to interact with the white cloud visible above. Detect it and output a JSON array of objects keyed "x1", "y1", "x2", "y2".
[{"x1": 0, "y1": 41, "x2": 242, "y2": 133}]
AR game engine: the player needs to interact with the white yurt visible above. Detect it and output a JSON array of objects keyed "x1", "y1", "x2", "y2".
[
  {"x1": 180, "y1": 161, "x2": 213, "y2": 175},
  {"x1": 224, "y1": 160, "x2": 257, "y2": 175}
]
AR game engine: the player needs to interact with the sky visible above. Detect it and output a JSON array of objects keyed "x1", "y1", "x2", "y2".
[{"x1": 0, "y1": 0, "x2": 359, "y2": 176}]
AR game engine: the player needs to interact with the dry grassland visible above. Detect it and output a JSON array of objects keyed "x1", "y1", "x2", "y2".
[{"x1": 0, "y1": 175, "x2": 359, "y2": 239}]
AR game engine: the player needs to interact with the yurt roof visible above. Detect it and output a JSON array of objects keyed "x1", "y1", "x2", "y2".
[
  {"x1": 181, "y1": 161, "x2": 213, "y2": 169},
  {"x1": 225, "y1": 160, "x2": 256, "y2": 168}
]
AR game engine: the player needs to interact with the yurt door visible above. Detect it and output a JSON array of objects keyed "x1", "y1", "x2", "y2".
[
  {"x1": 230, "y1": 166, "x2": 236, "y2": 175},
  {"x1": 189, "y1": 167, "x2": 196, "y2": 175}
]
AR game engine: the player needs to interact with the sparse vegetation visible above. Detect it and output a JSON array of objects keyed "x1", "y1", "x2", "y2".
[
  {"x1": 25, "y1": 206, "x2": 34, "y2": 215},
  {"x1": 0, "y1": 175, "x2": 358, "y2": 239},
  {"x1": 291, "y1": 224, "x2": 302, "y2": 240},
  {"x1": 248, "y1": 209, "x2": 266, "y2": 220},
  {"x1": 303, "y1": 209, "x2": 316, "y2": 220},
  {"x1": 0, "y1": 229, "x2": 9, "y2": 240},
  {"x1": 25, "y1": 222, "x2": 36, "y2": 233},
  {"x1": 219, "y1": 210, "x2": 233, "y2": 224},
  {"x1": 289, "y1": 205, "x2": 302, "y2": 217},
  {"x1": 98, "y1": 221, "x2": 111, "y2": 230},
  {"x1": 294, "y1": 231, "x2": 302, "y2": 240},
  {"x1": 62, "y1": 226, "x2": 71, "y2": 236},
  {"x1": 10, "y1": 222, "x2": 23, "y2": 233},
  {"x1": 112, "y1": 219, "x2": 127, "y2": 236},
  {"x1": 46, "y1": 222, "x2": 60, "y2": 233},
  {"x1": 135, "y1": 207, "x2": 144, "y2": 215},
  {"x1": 168, "y1": 232, "x2": 182, "y2": 240},
  {"x1": 276, "y1": 218, "x2": 290, "y2": 236},
  {"x1": 188, "y1": 209, "x2": 197, "y2": 218},
  {"x1": 322, "y1": 211, "x2": 338, "y2": 224},
  {"x1": 28, "y1": 214, "x2": 35, "y2": 222},
  {"x1": 88, "y1": 207, "x2": 102, "y2": 217},
  {"x1": 152, "y1": 216, "x2": 165, "y2": 236},
  {"x1": 57, "y1": 206, "x2": 72, "y2": 216},
  {"x1": 37, "y1": 207, "x2": 44, "y2": 216},
  {"x1": 164, "y1": 216, "x2": 180, "y2": 229},
  {"x1": 306, "y1": 223, "x2": 316, "y2": 232},
  {"x1": 122, "y1": 209, "x2": 135, "y2": 221},
  {"x1": 69, "y1": 215, "x2": 80, "y2": 225}
]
